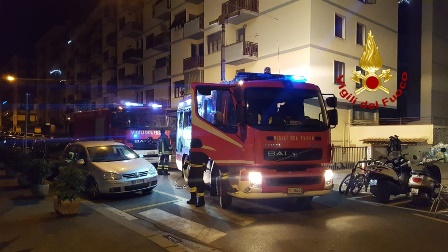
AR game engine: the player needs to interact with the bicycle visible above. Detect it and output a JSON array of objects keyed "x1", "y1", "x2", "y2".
[{"x1": 339, "y1": 159, "x2": 382, "y2": 196}]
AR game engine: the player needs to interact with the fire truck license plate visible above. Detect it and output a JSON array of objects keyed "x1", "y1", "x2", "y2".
[{"x1": 287, "y1": 187, "x2": 303, "y2": 194}]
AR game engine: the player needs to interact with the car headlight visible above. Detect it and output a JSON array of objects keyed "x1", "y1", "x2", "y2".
[
  {"x1": 103, "y1": 172, "x2": 122, "y2": 180},
  {"x1": 248, "y1": 172, "x2": 262, "y2": 188},
  {"x1": 148, "y1": 165, "x2": 157, "y2": 175}
]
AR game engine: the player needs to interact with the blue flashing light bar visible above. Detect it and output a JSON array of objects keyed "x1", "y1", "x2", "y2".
[{"x1": 232, "y1": 72, "x2": 307, "y2": 83}]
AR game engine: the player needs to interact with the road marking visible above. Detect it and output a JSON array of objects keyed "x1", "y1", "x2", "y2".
[
  {"x1": 139, "y1": 208, "x2": 226, "y2": 244},
  {"x1": 387, "y1": 199, "x2": 412, "y2": 206},
  {"x1": 173, "y1": 200, "x2": 255, "y2": 226},
  {"x1": 413, "y1": 213, "x2": 448, "y2": 224},
  {"x1": 154, "y1": 189, "x2": 188, "y2": 200},
  {"x1": 123, "y1": 200, "x2": 181, "y2": 212}
]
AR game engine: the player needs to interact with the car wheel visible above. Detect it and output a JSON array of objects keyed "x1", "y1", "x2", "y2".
[{"x1": 86, "y1": 177, "x2": 100, "y2": 200}]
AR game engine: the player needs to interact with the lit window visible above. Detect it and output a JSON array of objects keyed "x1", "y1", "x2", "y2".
[
  {"x1": 355, "y1": 66, "x2": 366, "y2": 88},
  {"x1": 334, "y1": 61, "x2": 345, "y2": 84},
  {"x1": 356, "y1": 23, "x2": 366, "y2": 45},
  {"x1": 335, "y1": 14, "x2": 345, "y2": 39}
]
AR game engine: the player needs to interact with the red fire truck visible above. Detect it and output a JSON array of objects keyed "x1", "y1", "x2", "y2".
[
  {"x1": 176, "y1": 71, "x2": 338, "y2": 209},
  {"x1": 73, "y1": 103, "x2": 176, "y2": 165}
]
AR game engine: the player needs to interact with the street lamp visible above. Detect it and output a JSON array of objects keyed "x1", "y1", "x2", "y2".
[{"x1": 210, "y1": 11, "x2": 240, "y2": 81}]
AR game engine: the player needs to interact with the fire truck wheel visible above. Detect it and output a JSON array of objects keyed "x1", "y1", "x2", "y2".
[
  {"x1": 209, "y1": 166, "x2": 220, "y2": 196},
  {"x1": 217, "y1": 178, "x2": 232, "y2": 209},
  {"x1": 86, "y1": 177, "x2": 100, "y2": 200}
]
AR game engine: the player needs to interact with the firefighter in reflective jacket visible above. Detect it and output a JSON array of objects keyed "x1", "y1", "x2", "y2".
[
  {"x1": 185, "y1": 152, "x2": 207, "y2": 207},
  {"x1": 157, "y1": 129, "x2": 171, "y2": 175}
]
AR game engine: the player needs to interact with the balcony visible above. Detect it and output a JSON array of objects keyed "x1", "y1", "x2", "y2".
[
  {"x1": 76, "y1": 72, "x2": 90, "y2": 82},
  {"x1": 106, "y1": 32, "x2": 117, "y2": 46},
  {"x1": 121, "y1": 21, "x2": 143, "y2": 38},
  {"x1": 154, "y1": 65, "x2": 171, "y2": 83},
  {"x1": 153, "y1": 32, "x2": 170, "y2": 51},
  {"x1": 225, "y1": 41, "x2": 258, "y2": 65},
  {"x1": 184, "y1": 14, "x2": 204, "y2": 40},
  {"x1": 121, "y1": 0, "x2": 143, "y2": 12},
  {"x1": 75, "y1": 53, "x2": 90, "y2": 64},
  {"x1": 106, "y1": 79, "x2": 117, "y2": 93},
  {"x1": 122, "y1": 48, "x2": 143, "y2": 64},
  {"x1": 183, "y1": 56, "x2": 204, "y2": 72},
  {"x1": 123, "y1": 74, "x2": 144, "y2": 86},
  {"x1": 221, "y1": 0, "x2": 259, "y2": 25},
  {"x1": 154, "y1": 0, "x2": 171, "y2": 20},
  {"x1": 90, "y1": 64, "x2": 101, "y2": 78},
  {"x1": 185, "y1": 0, "x2": 203, "y2": 4},
  {"x1": 104, "y1": 57, "x2": 117, "y2": 70}
]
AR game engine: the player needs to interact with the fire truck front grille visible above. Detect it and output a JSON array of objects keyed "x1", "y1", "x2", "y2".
[
  {"x1": 122, "y1": 171, "x2": 149, "y2": 179},
  {"x1": 266, "y1": 176, "x2": 321, "y2": 186},
  {"x1": 264, "y1": 148, "x2": 323, "y2": 161}
]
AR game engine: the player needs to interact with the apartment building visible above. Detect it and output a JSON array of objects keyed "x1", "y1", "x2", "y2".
[{"x1": 41, "y1": 0, "x2": 448, "y2": 147}]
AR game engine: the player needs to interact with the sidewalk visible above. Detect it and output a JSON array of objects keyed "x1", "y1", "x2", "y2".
[{"x1": 0, "y1": 167, "x2": 191, "y2": 252}]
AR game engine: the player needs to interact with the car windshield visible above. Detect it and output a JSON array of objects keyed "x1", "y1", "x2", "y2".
[
  {"x1": 88, "y1": 145, "x2": 139, "y2": 162},
  {"x1": 244, "y1": 87, "x2": 328, "y2": 131}
]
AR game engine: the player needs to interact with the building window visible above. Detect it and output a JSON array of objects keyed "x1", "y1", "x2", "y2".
[
  {"x1": 335, "y1": 14, "x2": 345, "y2": 39},
  {"x1": 355, "y1": 66, "x2": 366, "y2": 88},
  {"x1": 207, "y1": 31, "x2": 222, "y2": 54},
  {"x1": 356, "y1": 23, "x2": 366, "y2": 45},
  {"x1": 174, "y1": 80, "x2": 185, "y2": 98},
  {"x1": 334, "y1": 61, "x2": 345, "y2": 84},
  {"x1": 146, "y1": 34, "x2": 154, "y2": 49},
  {"x1": 353, "y1": 106, "x2": 375, "y2": 121},
  {"x1": 146, "y1": 89, "x2": 154, "y2": 103},
  {"x1": 236, "y1": 28, "x2": 245, "y2": 42},
  {"x1": 118, "y1": 67, "x2": 125, "y2": 80}
]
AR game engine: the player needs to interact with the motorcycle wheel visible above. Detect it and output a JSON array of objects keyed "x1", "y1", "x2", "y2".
[
  {"x1": 350, "y1": 174, "x2": 365, "y2": 196},
  {"x1": 375, "y1": 181, "x2": 390, "y2": 203},
  {"x1": 339, "y1": 174, "x2": 351, "y2": 194},
  {"x1": 411, "y1": 192, "x2": 431, "y2": 207}
]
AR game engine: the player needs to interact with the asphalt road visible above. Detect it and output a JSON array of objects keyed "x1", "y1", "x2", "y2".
[{"x1": 87, "y1": 168, "x2": 448, "y2": 252}]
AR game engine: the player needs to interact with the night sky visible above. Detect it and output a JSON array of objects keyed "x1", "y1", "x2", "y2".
[{"x1": 0, "y1": 0, "x2": 98, "y2": 69}]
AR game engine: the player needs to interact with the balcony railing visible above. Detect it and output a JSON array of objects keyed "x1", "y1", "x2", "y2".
[
  {"x1": 154, "y1": 65, "x2": 171, "y2": 82},
  {"x1": 153, "y1": 32, "x2": 170, "y2": 51},
  {"x1": 123, "y1": 48, "x2": 143, "y2": 64},
  {"x1": 106, "y1": 32, "x2": 117, "y2": 46},
  {"x1": 185, "y1": 0, "x2": 203, "y2": 4},
  {"x1": 76, "y1": 72, "x2": 90, "y2": 81},
  {"x1": 122, "y1": 21, "x2": 143, "y2": 38},
  {"x1": 122, "y1": 0, "x2": 143, "y2": 12},
  {"x1": 154, "y1": 0, "x2": 171, "y2": 20},
  {"x1": 123, "y1": 74, "x2": 144, "y2": 86},
  {"x1": 221, "y1": 0, "x2": 259, "y2": 25},
  {"x1": 225, "y1": 41, "x2": 258, "y2": 65},
  {"x1": 183, "y1": 56, "x2": 204, "y2": 72},
  {"x1": 184, "y1": 14, "x2": 204, "y2": 40},
  {"x1": 106, "y1": 80, "x2": 117, "y2": 93}
]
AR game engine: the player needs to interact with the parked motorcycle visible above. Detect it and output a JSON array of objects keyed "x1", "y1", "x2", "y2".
[
  {"x1": 408, "y1": 148, "x2": 446, "y2": 206},
  {"x1": 367, "y1": 153, "x2": 412, "y2": 203}
]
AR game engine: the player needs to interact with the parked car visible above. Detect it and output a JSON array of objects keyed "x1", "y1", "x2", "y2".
[
  {"x1": 59, "y1": 141, "x2": 158, "y2": 198},
  {"x1": 31, "y1": 138, "x2": 76, "y2": 162}
]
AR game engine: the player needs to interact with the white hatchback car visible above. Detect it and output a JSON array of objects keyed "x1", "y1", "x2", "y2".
[{"x1": 60, "y1": 141, "x2": 158, "y2": 198}]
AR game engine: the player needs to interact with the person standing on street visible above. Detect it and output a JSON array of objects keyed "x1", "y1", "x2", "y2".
[{"x1": 157, "y1": 129, "x2": 171, "y2": 175}]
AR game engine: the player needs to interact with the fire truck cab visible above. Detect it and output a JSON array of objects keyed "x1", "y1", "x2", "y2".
[{"x1": 176, "y1": 71, "x2": 338, "y2": 209}]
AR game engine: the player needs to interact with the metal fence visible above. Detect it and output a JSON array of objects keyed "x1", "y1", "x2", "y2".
[{"x1": 330, "y1": 146, "x2": 368, "y2": 170}]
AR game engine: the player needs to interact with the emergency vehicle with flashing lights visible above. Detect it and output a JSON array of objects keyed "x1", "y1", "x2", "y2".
[
  {"x1": 73, "y1": 103, "x2": 176, "y2": 166},
  {"x1": 175, "y1": 70, "x2": 338, "y2": 209}
]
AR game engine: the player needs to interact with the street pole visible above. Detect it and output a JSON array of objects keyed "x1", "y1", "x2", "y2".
[{"x1": 25, "y1": 93, "x2": 29, "y2": 151}]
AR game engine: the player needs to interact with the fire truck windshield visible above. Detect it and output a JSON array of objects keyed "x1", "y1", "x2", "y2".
[
  {"x1": 244, "y1": 87, "x2": 328, "y2": 131},
  {"x1": 111, "y1": 107, "x2": 168, "y2": 129}
]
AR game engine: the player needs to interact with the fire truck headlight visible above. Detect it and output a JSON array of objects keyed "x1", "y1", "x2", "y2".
[
  {"x1": 248, "y1": 172, "x2": 262, "y2": 187},
  {"x1": 103, "y1": 172, "x2": 122, "y2": 180},
  {"x1": 324, "y1": 169, "x2": 333, "y2": 186}
]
